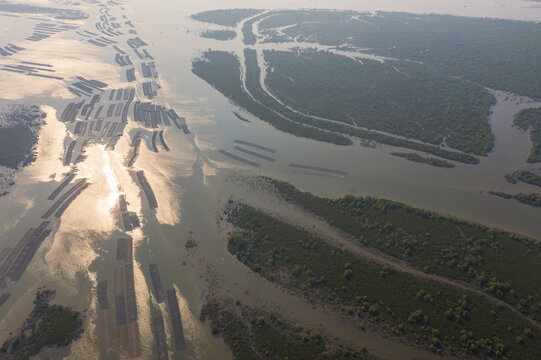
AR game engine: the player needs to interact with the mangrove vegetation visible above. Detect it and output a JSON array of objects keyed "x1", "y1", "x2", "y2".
[
  {"x1": 191, "y1": 51, "x2": 352, "y2": 145},
  {"x1": 265, "y1": 178, "x2": 541, "y2": 322},
  {"x1": 390, "y1": 152, "x2": 455, "y2": 168},
  {"x1": 258, "y1": 10, "x2": 541, "y2": 98},
  {"x1": 200, "y1": 30, "x2": 237, "y2": 41},
  {"x1": 226, "y1": 203, "x2": 541, "y2": 359},
  {"x1": 201, "y1": 300, "x2": 371, "y2": 360},
  {"x1": 264, "y1": 50, "x2": 495, "y2": 155},
  {"x1": 191, "y1": 9, "x2": 261, "y2": 27},
  {"x1": 514, "y1": 107, "x2": 541, "y2": 163},
  {"x1": 0, "y1": 105, "x2": 45, "y2": 169},
  {"x1": 0, "y1": 288, "x2": 84, "y2": 359}
]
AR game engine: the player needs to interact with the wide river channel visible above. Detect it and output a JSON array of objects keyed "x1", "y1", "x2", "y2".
[{"x1": 0, "y1": 0, "x2": 540, "y2": 359}]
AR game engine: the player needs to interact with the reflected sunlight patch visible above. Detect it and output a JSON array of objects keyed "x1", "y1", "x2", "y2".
[
  {"x1": 133, "y1": 259, "x2": 153, "y2": 358},
  {"x1": 42, "y1": 230, "x2": 98, "y2": 285},
  {"x1": 29, "y1": 105, "x2": 71, "y2": 181},
  {"x1": 173, "y1": 283, "x2": 205, "y2": 357},
  {"x1": 61, "y1": 145, "x2": 119, "y2": 232},
  {"x1": 135, "y1": 133, "x2": 197, "y2": 225}
]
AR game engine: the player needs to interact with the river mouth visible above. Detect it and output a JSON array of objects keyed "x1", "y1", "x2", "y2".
[{"x1": 0, "y1": 0, "x2": 540, "y2": 359}]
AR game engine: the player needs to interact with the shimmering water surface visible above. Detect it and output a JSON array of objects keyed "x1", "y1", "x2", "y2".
[{"x1": 0, "y1": 0, "x2": 540, "y2": 359}]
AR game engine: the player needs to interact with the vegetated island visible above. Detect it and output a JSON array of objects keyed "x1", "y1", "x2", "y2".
[
  {"x1": 0, "y1": 288, "x2": 84, "y2": 359},
  {"x1": 390, "y1": 152, "x2": 455, "y2": 168},
  {"x1": 514, "y1": 193, "x2": 541, "y2": 207},
  {"x1": 515, "y1": 170, "x2": 541, "y2": 187},
  {"x1": 254, "y1": 10, "x2": 541, "y2": 99},
  {"x1": 200, "y1": 29, "x2": 237, "y2": 41},
  {"x1": 193, "y1": 9, "x2": 541, "y2": 162},
  {"x1": 201, "y1": 299, "x2": 371, "y2": 359},
  {"x1": 192, "y1": 50, "x2": 480, "y2": 164},
  {"x1": 192, "y1": 51, "x2": 352, "y2": 145},
  {"x1": 259, "y1": 178, "x2": 541, "y2": 323},
  {"x1": 263, "y1": 49, "x2": 495, "y2": 156},
  {"x1": 225, "y1": 198, "x2": 541, "y2": 359},
  {"x1": 514, "y1": 107, "x2": 541, "y2": 163},
  {"x1": 487, "y1": 190, "x2": 541, "y2": 208},
  {"x1": 191, "y1": 9, "x2": 261, "y2": 27},
  {"x1": 505, "y1": 174, "x2": 519, "y2": 184},
  {"x1": 487, "y1": 191, "x2": 513, "y2": 199},
  {"x1": 0, "y1": 105, "x2": 46, "y2": 196},
  {"x1": 498, "y1": 170, "x2": 541, "y2": 207}
]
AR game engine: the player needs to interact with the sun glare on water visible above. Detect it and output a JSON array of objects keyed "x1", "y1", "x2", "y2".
[{"x1": 60, "y1": 145, "x2": 121, "y2": 232}]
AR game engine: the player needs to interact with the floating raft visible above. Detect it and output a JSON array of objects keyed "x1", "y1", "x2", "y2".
[
  {"x1": 151, "y1": 131, "x2": 159, "y2": 152},
  {"x1": 127, "y1": 322, "x2": 141, "y2": 358},
  {"x1": 150, "y1": 105, "x2": 161, "y2": 127},
  {"x1": 122, "y1": 88, "x2": 135, "y2": 123},
  {"x1": 141, "y1": 62, "x2": 157, "y2": 78},
  {"x1": 125, "y1": 263, "x2": 137, "y2": 322},
  {"x1": 234, "y1": 140, "x2": 276, "y2": 153},
  {"x1": 54, "y1": 182, "x2": 90, "y2": 217},
  {"x1": 126, "y1": 68, "x2": 136, "y2": 82},
  {"x1": 63, "y1": 140, "x2": 77, "y2": 165},
  {"x1": 142, "y1": 81, "x2": 157, "y2": 99},
  {"x1": 122, "y1": 212, "x2": 140, "y2": 231},
  {"x1": 26, "y1": 73, "x2": 63, "y2": 80},
  {"x1": 161, "y1": 107, "x2": 170, "y2": 126},
  {"x1": 136, "y1": 170, "x2": 158, "y2": 209},
  {"x1": 122, "y1": 211, "x2": 141, "y2": 231},
  {"x1": 106, "y1": 104, "x2": 115, "y2": 117},
  {"x1": 118, "y1": 326, "x2": 129, "y2": 353},
  {"x1": 158, "y1": 130, "x2": 170, "y2": 151},
  {"x1": 98, "y1": 308, "x2": 114, "y2": 352},
  {"x1": 115, "y1": 267, "x2": 124, "y2": 294},
  {"x1": 94, "y1": 106, "x2": 103, "y2": 119},
  {"x1": 115, "y1": 294, "x2": 127, "y2": 327},
  {"x1": 0, "y1": 248, "x2": 10, "y2": 263},
  {"x1": 234, "y1": 146, "x2": 276, "y2": 162},
  {"x1": 114, "y1": 267, "x2": 126, "y2": 325},
  {"x1": 116, "y1": 238, "x2": 133, "y2": 262},
  {"x1": 0, "y1": 228, "x2": 35, "y2": 277},
  {"x1": 119, "y1": 194, "x2": 128, "y2": 212},
  {"x1": 289, "y1": 163, "x2": 348, "y2": 177},
  {"x1": 60, "y1": 101, "x2": 84, "y2": 123},
  {"x1": 167, "y1": 288, "x2": 186, "y2": 350},
  {"x1": 113, "y1": 45, "x2": 125, "y2": 54},
  {"x1": 153, "y1": 316, "x2": 169, "y2": 360},
  {"x1": 167, "y1": 109, "x2": 190, "y2": 133},
  {"x1": 98, "y1": 281, "x2": 109, "y2": 309},
  {"x1": 149, "y1": 264, "x2": 165, "y2": 303},
  {"x1": 127, "y1": 132, "x2": 142, "y2": 167},
  {"x1": 115, "y1": 267, "x2": 127, "y2": 330},
  {"x1": 74, "y1": 121, "x2": 88, "y2": 135},
  {"x1": 4, "y1": 222, "x2": 50, "y2": 281},
  {"x1": 233, "y1": 112, "x2": 250, "y2": 122},
  {"x1": 143, "y1": 49, "x2": 154, "y2": 60},
  {"x1": 42, "y1": 179, "x2": 87, "y2": 219},
  {"x1": 0, "y1": 293, "x2": 10, "y2": 307},
  {"x1": 219, "y1": 149, "x2": 260, "y2": 167}
]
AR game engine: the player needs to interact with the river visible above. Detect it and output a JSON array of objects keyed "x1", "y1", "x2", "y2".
[{"x1": 0, "y1": 0, "x2": 540, "y2": 359}]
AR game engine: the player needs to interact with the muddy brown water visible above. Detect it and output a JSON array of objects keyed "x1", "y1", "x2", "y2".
[{"x1": 0, "y1": 0, "x2": 540, "y2": 359}]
